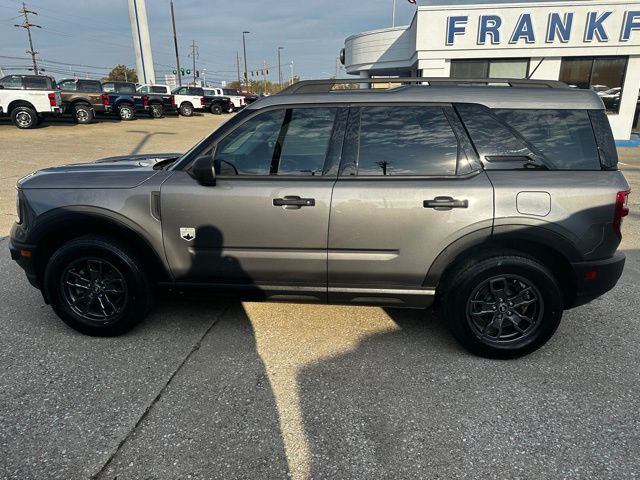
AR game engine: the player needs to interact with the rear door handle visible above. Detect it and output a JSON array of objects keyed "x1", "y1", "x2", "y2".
[
  {"x1": 273, "y1": 196, "x2": 316, "y2": 208},
  {"x1": 423, "y1": 196, "x2": 469, "y2": 210}
]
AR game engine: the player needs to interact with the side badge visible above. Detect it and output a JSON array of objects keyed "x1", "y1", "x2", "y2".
[{"x1": 180, "y1": 227, "x2": 196, "y2": 242}]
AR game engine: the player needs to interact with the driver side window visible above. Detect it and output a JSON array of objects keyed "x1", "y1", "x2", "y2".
[{"x1": 212, "y1": 107, "x2": 337, "y2": 176}]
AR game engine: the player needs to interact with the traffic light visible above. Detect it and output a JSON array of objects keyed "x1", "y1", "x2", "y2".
[
  {"x1": 186, "y1": 69, "x2": 191, "y2": 75},
  {"x1": 196, "y1": 70, "x2": 200, "y2": 78}
]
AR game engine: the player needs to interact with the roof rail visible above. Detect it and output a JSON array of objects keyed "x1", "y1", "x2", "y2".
[{"x1": 279, "y1": 77, "x2": 569, "y2": 94}]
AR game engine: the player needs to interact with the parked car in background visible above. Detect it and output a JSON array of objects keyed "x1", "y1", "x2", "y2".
[
  {"x1": 0, "y1": 74, "x2": 64, "y2": 129},
  {"x1": 171, "y1": 85, "x2": 205, "y2": 116},
  {"x1": 57, "y1": 78, "x2": 110, "y2": 124},
  {"x1": 136, "y1": 84, "x2": 177, "y2": 118},
  {"x1": 243, "y1": 93, "x2": 261, "y2": 105},
  {"x1": 206, "y1": 87, "x2": 245, "y2": 111}
]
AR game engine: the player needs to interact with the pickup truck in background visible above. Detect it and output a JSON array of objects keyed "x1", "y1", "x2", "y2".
[
  {"x1": 205, "y1": 87, "x2": 245, "y2": 112},
  {"x1": 136, "y1": 84, "x2": 177, "y2": 117},
  {"x1": 201, "y1": 88, "x2": 234, "y2": 115},
  {"x1": 57, "y1": 78, "x2": 110, "y2": 124},
  {"x1": 0, "y1": 74, "x2": 64, "y2": 129},
  {"x1": 170, "y1": 85, "x2": 205, "y2": 116},
  {"x1": 102, "y1": 81, "x2": 174, "y2": 120}
]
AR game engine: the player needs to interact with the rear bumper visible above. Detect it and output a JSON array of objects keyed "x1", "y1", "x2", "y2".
[{"x1": 569, "y1": 252, "x2": 625, "y2": 308}]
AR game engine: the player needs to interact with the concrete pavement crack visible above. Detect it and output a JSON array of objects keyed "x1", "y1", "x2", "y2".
[{"x1": 91, "y1": 302, "x2": 232, "y2": 480}]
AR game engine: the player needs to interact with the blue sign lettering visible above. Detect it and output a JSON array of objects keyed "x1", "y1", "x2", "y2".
[
  {"x1": 446, "y1": 16, "x2": 468, "y2": 46},
  {"x1": 510, "y1": 14, "x2": 536, "y2": 44},
  {"x1": 478, "y1": 15, "x2": 502, "y2": 45},
  {"x1": 621, "y1": 10, "x2": 640, "y2": 41},
  {"x1": 546, "y1": 12, "x2": 573, "y2": 43},
  {"x1": 584, "y1": 11, "x2": 612, "y2": 42}
]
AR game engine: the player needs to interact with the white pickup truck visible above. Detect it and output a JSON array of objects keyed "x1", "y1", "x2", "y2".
[
  {"x1": 204, "y1": 87, "x2": 245, "y2": 112},
  {"x1": 0, "y1": 75, "x2": 64, "y2": 129}
]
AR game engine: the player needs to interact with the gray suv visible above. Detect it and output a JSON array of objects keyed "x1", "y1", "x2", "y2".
[{"x1": 9, "y1": 78, "x2": 631, "y2": 358}]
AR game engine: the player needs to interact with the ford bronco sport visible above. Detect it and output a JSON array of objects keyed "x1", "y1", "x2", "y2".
[{"x1": 9, "y1": 78, "x2": 630, "y2": 358}]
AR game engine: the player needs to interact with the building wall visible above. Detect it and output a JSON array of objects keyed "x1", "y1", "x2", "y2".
[{"x1": 344, "y1": 0, "x2": 640, "y2": 139}]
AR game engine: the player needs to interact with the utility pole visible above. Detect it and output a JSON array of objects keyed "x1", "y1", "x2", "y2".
[
  {"x1": 278, "y1": 47, "x2": 284, "y2": 89},
  {"x1": 170, "y1": 0, "x2": 182, "y2": 86},
  {"x1": 236, "y1": 51, "x2": 242, "y2": 89},
  {"x1": 15, "y1": 2, "x2": 41, "y2": 75},
  {"x1": 242, "y1": 31, "x2": 250, "y2": 93},
  {"x1": 189, "y1": 40, "x2": 198, "y2": 86},
  {"x1": 290, "y1": 61, "x2": 294, "y2": 86},
  {"x1": 392, "y1": 0, "x2": 396, "y2": 27},
  {"x1": 262, "y1": 60, "x2": 268, "y2": 95}
]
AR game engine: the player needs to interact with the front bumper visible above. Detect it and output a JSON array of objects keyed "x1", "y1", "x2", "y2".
[
  {"x1": 9, "y1": 238, "x2": 39, "y2": 289},
  {"x1": 569, "y1": 252, "x2": 626, "y2": 308}
]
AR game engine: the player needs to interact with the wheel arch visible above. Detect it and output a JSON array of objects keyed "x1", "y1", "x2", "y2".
[
  {"x1": 8, "y1": 100, "x2": 36, "y2": 113},
  {"x1": 29, "y1": 207, "x2": 171, "y2": 293},
  {"x1": 427, "y1": 225, "x2": 581, "y2": 307}
]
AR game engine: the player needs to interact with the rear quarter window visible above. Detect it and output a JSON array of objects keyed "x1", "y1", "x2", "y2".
[
  {"x1": 494, "y1": 109, "x2": 601, "y2": 170},
  {"x1": 76, "y1": 80, "x2": 102, "y2": 93}
]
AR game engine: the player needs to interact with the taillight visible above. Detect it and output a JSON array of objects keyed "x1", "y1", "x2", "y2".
[
  {"x1": 170, "y1": 95, "x2": 175, "y2": 106},
  {"x1": 101, "y1": 93, "x2": 110, "y2": 105},
  {"x1": 200, "y1": 97, "x2": 205, "y2": 106},
  {"x1": 613, "y1": 190, "x2": 630, "y2": 239},
  {"x1": 142, "y1": 95, "x2": 149, "y2": 107},
  {"x1": 48, "y1": 92, "x2": 57, "y2": 106}
]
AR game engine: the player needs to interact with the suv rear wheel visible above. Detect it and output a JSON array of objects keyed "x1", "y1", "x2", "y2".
[
  {"x1": 442, "y1": 255, "x2": 563, "y2": 358},
  {"x1": 73, "y1": 103, "x2": 94, "y2": 124},
  {"x1": 11, "y1": 106, "x2": 39, "y2": 129},
  {"x1": 44, "y1": 235, "x2": 154, "y2": 336}
]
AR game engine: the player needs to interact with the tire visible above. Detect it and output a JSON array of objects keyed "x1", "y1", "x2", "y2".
[
  {"x1": 210, "y1": 103, "x2": 223, "y2": 115},
  {"x1": 442, "y1": 254, "x2": 563, "y2": 359},
  {"x1": 11, "y1": 106, "x2": 39, "y2": 129},
  {"x1": 73, "y1": 103, "x2": 94, "y2": 124},
  {"x1": 43, "y1": 235, "x2": 154, "y2": 337},
  {"x1": 226, "y1": 106, "x2": 234, "y2": 113},
  {"x1": 149, "y1": 103, "x2": 163, "y2": 119},
  {"x1": 118, "y1": 103, "x2": 135, "y2": 121},
  {"x1": 179, "y1": 102, "x2": 194, "y2": 117}
]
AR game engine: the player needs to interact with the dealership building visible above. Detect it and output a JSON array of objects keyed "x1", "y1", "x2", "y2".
[{"x1": 343, "y1": 0, "x2": 640, "y2": 139}]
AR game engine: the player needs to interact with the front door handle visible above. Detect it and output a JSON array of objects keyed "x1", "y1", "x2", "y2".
[
  {"x1": 423, "y1": 196, "x2": 469, "y2": 210},
  {"x1": 273, "y1": 196, "x2": 316, "y2": 208}
]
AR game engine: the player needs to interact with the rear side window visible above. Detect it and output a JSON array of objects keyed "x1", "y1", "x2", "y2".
[
  {"x1": 355, "y1": 107, "x2": 458, "y2": 176},
  {"x1": 494, "y1": 109, "x2": 601, "y2": 170},
  {"x1": 150, "y1": 86, "x2": 167, "y2": 94},
  {"x1": 0, "y1": 76, "x2": 22, "y2": 89},
  {"x1": 23, "y1": 76, "x2": 50, "y2": 90},
  {"x1": 588, "y1": 110, "x2": 618, "y2": 169},
  {"x1": 76, "y1": 80, "x2": 102, "y2": 93},
  {"x1": 114, "y1": 83, "x2": 136, "y2": 94}
]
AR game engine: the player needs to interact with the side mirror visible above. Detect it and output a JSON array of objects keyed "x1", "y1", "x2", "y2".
[{"x1": 190, "y1": 155, "x2": 216, "y2": 186}]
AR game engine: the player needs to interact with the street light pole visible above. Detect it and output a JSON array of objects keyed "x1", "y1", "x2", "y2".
[
  {"x1": 242, "y1": 31, "x2": 250, "y2": 93},
  {"x1": 170, "y1": 0, "x2": 181, "y2": 86},
  {"x1": 278, "y1": 46, "x2": 284, "y2": 89},
  {"x1": 392, "y1": 0, "x2": 397, "y2": 27}
]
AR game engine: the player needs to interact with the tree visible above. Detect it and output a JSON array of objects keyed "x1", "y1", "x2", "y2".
[{"x1": 104, "y1": 65, "x2": 138, "y2": 83}]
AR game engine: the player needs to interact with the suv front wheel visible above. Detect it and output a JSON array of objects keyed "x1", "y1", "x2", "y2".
[
  {"x1": 443, "y1": 254, "x2": 563, "y2": 358},
  {"x1": 44, "y1": 235, "x2": 154, "y2": 336}
]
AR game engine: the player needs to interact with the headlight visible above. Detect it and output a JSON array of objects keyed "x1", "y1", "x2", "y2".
[{"x1": 15, "y1": 190, "x2": 22, "y2": 224}]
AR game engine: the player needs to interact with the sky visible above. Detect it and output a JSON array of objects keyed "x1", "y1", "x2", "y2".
[{"x1": 0, "y1": 0, "x2": 418, "y2": 84}]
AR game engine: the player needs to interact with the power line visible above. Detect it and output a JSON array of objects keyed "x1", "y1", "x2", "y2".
[{"x1": 14, "y1": 1, "x2": 40, "y2": 74}]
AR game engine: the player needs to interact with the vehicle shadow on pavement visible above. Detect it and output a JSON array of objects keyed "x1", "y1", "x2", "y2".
[{"x1": 296, "y1": 281, "x2": 640, "y2": 479}]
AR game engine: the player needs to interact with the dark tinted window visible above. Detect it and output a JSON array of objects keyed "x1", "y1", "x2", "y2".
[
  {"x1": 278, "y1": 108, "x2": 336, "y2": 176},
  {"x1": 0, "y1": 76, "x2": 22, "y2": 89},
  {"x1": 149, "y1": 86, "x2": 167, "y2": 94},
  {"x1": 494, "y1": 109, "x2": 601, "y2": 170},
  {"x1": 23, "y1": 76, "x2": 50, "y2": 90},
  {"x1": 214, "y1": 109, "x2": 285, "y2": 175},
  {"x1": 58, "y1": 80, "x2": 76, "y2": 91},
  {"x1": 559, "y1": 56, "x2": 627, "y2": 113},
  {"x1": 114, "y1": 83, "x2": 136, "y2": 94},
  {"x1": 76, "y1": 80, "x2": 102, "y2": 93},
  {"x1": 223, "y1": 88, "x2": 238, "y2": 96},
  {"x1": 189, "y1": 87, "x2": 204, "y2": 96},
  {"x1": 456, "y1": 104, "x2": 535, "y2": 164},
  {"x1": 356, "y1": 107, "x2": 458, "y2": 176}
]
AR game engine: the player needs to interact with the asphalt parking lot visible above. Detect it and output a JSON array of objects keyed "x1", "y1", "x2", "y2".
[{"x1": 1, "y1": 115, "x2": 639, "y2": 479}]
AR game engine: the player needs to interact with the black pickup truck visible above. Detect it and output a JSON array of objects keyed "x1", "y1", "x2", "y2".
[{"x1": 101, "y1": 81, "x2": 175, "y2": 120}]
